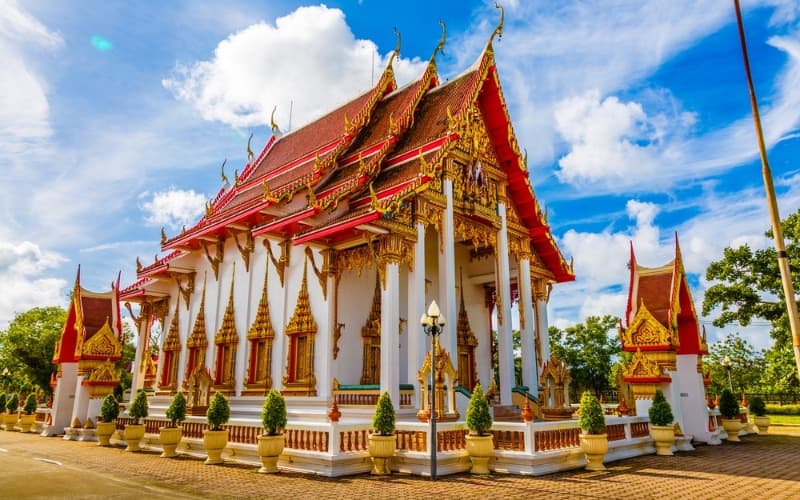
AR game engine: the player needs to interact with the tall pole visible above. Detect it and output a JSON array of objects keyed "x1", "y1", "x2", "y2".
[{"x1": 734, "y1": 0, "x2": 800, "y2": 381}]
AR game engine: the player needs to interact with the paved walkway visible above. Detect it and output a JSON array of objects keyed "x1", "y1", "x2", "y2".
[{"x1": 0, "y1": 427, "x2": 798, "y2": 499}]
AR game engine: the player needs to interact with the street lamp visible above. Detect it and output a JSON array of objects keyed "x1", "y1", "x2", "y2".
[
  {"x1": 721, "y1": 356, "x2": 733, "y2": 392},
  {"x1": 420, "y1": 300, "x2": 445, "y2": 481},
  {"x1": 1, "y1": 368, "x2": 9, "y2": 391}
]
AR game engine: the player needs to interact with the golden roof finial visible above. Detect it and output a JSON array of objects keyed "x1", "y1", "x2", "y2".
[
  {"x1": 270, "y1": 105, "x2": 280, "y2": 135},
  {"x1": 220, "y1": 158, "x2": 229, "y2": 185},
  {"x1": 489, "y1": 2, "x2": 504, "y2": 45},
  {"x1": 433, "y1": 19, "x2": 446, "y2": 61},
  {"x1": 161, "y1": 227, "x2": 167, "y2": 245},
  {"x1": 387, "y1": 27, "x2": 401, "y2": 67},
  {"x1": 246, "y1": 132, "x2": 255, "y2": 161}
]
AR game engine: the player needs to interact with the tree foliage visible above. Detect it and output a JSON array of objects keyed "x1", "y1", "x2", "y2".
[
  {"x1": 705, "y1": 333, "x2": 763, "y2": 394},
  {"x1": 548, "y1": 315, "x2": 621, "y2": 399},
  {"x1": 0, "y1": 307, "x2": 66, "y2": 395},
  {"x1": 702, "y1": 209, "x2": 800, "y2": 387}
]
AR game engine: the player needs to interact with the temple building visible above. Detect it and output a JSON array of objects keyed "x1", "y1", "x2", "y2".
[
  {"x1": 120, "y1": 18, "x2": 573, "y2": 426},
  {"x1": 45, "y1": 268, "x2": 124, "y2": 437},
  {"x1": 618, "y1": 236, "x2": 719, "y2": 444}
]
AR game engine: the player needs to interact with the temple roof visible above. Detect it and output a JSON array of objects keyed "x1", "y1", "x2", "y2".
[
  {"x1": 623, "y1": 235, "x2": 704, "y2": 355},
  {"x1": 128, "y1": 26, "x2": 572, "y2": 298},
  {"x1": 53, "y1": 267, "x2": 122, "y2": 365}
]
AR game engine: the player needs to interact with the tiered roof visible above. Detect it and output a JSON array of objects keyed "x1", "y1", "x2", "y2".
[
  {"x1": 623, "y1": 235, "x2": 707, "y2": 355},
  {"x1": 124, "y1": 15, "x2": 573, "y2": 300}
]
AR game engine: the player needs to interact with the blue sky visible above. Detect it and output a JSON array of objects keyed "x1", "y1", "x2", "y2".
[{"x1": 2, "y1": 0, "x2": 800, "y2": 351}]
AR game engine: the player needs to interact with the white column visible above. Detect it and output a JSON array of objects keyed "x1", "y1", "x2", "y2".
[
  {"x1": 537, "y1": 299, "x2": 551, "y2": 364},
  {"x1": 496, "y1": 203, "x2": 514, "y2": 405},
  {"x1": 518, "y1": 258, "x2": 537, "y2": 394},
  {"x1": 407, "y1": 222, "x2": 427, "y2": 402},
  {"x1": 439, "y1": 178, "x2": 458, "y2": 360},
  {"x1": 44, "y1": 362, "x2": 77, "y2": 436},
  {"x1": 130, "y1": 305, "x2": 150, "y2": 395},
  {"x1": 381, "y1": 262, "x2": 401, "y2": 405},
  {"x1": 318, "y1": 256, "x2": 337, "y2": 400}
]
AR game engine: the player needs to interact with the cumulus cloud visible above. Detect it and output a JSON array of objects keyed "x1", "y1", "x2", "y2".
[
  {"x1": 140, "y1": 189, "x2": 207, "y2": 230},
  {"x1": 163, "y1": 4, "x2": 427, "y2": 130},
  {"x1": 0, "y1": 1, "x2": 62, "y2": 157},
  {"x1": 554, "y1": 90, "x2": 695, "y2": 186},
  {"x1": 0, "y1": 240, "x2": 67, "y2": 329}
]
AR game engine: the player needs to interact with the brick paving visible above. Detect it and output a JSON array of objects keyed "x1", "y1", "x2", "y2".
[{"x1": 0, "y1": 427, "x2": 798, "y2": 499}]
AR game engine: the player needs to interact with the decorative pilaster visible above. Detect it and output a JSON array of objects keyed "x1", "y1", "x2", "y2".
[{"x1": 496, "y1": 202, "x2": 514, "y2": 405}]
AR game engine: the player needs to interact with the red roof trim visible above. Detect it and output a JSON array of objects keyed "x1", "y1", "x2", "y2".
[
  {"x1": 252, "y1": 207, "x2": 318, "y2": 237},
  {"x1": 292, "y1": 211, "x2": 380, "y2": 245}
]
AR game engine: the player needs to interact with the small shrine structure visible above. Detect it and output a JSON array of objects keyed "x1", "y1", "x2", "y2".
[
  {"x1": 619, "y1": 236, "x2": 716, "y2": 443},
  {"x1": 45, "y1": 268, "x2": 123, "y2": 437}
]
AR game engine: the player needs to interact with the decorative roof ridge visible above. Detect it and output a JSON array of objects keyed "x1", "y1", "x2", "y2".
[{"x1": 137, "y1": 249, "x2": 184, "y2": 276}]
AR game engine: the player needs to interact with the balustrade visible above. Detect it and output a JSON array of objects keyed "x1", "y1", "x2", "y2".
[{"x1": 630, "y1": 422, "x2": 649, "y2": 438}]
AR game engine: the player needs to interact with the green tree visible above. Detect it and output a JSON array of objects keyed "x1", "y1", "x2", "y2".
[
  {"x1": 548, "y1": 315, "x2": 621, "y2": 400},
  {"x1": 0, "y1": 307, "x2": 66, "y2": 395},
  {"x1": 702, "y1": 209, "x2": 800, "y2": 383},
  {"x1": 704, "y1": 333, "x2": 763, "y2": 395}
]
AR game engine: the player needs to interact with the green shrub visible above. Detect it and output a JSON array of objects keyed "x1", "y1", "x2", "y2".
[
  {"x1": 0, "y1": 394, "x2": 6, "y2": 414},
  {"x1": 764, "y1": 404, "x2": 800, "y2": 415},
  {"x1": 748, "y1": 396, "x2": 766, "y2": 417},
  {"x1": 128, "y1": 390, "x2": 149, "y2": 424},
  {"x1": 465, "y1": 383, "x2": 493, "y2": 435},
  {"x1": 100, "y1": 394, "x2": 120, "y2": 423},
  {"x1": 165, "y1": 392, "x2": 187, "y2": 427},
  {"x1": 579, "y1": 391, "x2": 606, "y2": 435},
  {"x1": 23, "y1": 393, "x2": 37, "y2": 415},
  {"x1": 719, "y1": 389, "x2": 739, "y2": 419},
  {"x1": 371, "y1": 392, "x2": 395, "y2": 436},
  {"x1": 648, "y1": 390, "x2": 674, "y2": 426},
  {"x1": 207, "y1": 392, "x2": 230, "y2": 431},
  {"x1": 6, "y1": 393, "x2": 17, "y2": 413},
  {"x1": 261, "y1": 389, "x2": 287, "y2": 436}
]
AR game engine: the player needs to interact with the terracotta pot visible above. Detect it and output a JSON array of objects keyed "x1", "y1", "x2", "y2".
[
  {"x1": 649, "y1": 425, "x2": 675, "y2": 456},
  {"x1": 721, "y1": 419, "x2": 743, "y2": 442},
  {"x1": 367, "y1": 434, "x2": 396, "y2": 475},
  {"x1": 754, "y1": 415, "x2": 770, "y2": 434},
  {"x1": 159, "y1": 426, "x2": 183, "y2": 458},
  {"x1": 96, "y1": 421, "x2": 116, "y2": 446},
  {"x1": 18, "y1": 414, "x2": 36, "y2": 433},
  {"x1": 124, "y1": 424, "x2": 145, "y2": 452},
  {"x1": 203, "y1": 429, "x2": 229, "y2": 465},
  {"x1": 465, "y1": 434, "x2": 494, "y2": 475},
  {"x1": 257, "y1": 434, "x2": 285, "y2": 473},
  {"x1": 579, "y1": 433, "x2": 609, "y2": 471},
  {"x1": 3, "y1": 413, "x2": 18, "y2": 431}
]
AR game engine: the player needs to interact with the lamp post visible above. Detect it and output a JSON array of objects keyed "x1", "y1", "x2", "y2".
[
  {"x1": 420, "y1": 300, "x2": 445, "y2": 481},
  {"x1": 721, "y1": 356, "x2": 733, "y2": 392}
]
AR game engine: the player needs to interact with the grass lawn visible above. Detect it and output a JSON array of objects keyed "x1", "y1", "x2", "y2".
[{"x1": 766, "y1": 414, "x2": 800, "y2": 425}]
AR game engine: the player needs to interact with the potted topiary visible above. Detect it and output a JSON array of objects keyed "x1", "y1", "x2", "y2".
[
  {"x1": 465, "y1": 383, "x2": 494, "y2": 475},
  {"x1": 204, "y1": 392, "x2": 230, "y2": 465},
  {"x1": 4, "y1": 393, "x2": 18, "y2": 431},
  {"x1": 719, "y1": 389, "x2": 742, "y2": 442},
  {"x1": 578, "y1": 391, "x2": 608, "y2": 471},
  {"x1": 258, "y1": 389, "x2": 287, "y2": 473},
  {"x1": 124, "y1": 390, "x2": 149, "y2": 451},
  {"x1": 648, "y1": 390, "x2": 675, "y2": 456},
  {"x1": 749, "y1": 396, "x2": 769, "y2": 434},
  {"x1": 18, "y1": 393, "x2": 38, "y2": 433},
  {"x1": 368, "y1": 391, "x2": 396, "y2": 475},
  {"x1": 160, "y1": 392, "x2": 187, "y2": 458},
  {"x1": 96, "y1": 394, "x2": 119, "y2": 446}
]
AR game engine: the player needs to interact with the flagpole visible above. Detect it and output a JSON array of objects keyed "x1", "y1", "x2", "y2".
[{"x1": 734, "y1": 0, "x2": 800, "y2": 381}]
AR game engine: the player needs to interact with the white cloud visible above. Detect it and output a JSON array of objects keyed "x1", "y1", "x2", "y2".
[
  {"x1": 0, "y1": 240, "x2": 67, "y2": 329},
  {"x1": 140, "y1": 188, "x2": 207, "y2": 230},
  {"x1": 163, "y1": 4, "x2": 427, "y2": 130},
  {"x1": 554, "y1": 90, "x2": 695, "y2": 186}
]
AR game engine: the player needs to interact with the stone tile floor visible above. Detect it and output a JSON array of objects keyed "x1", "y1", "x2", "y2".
[{"x1": 0, "y1": 426, "x2": 798, "y2": 499}]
